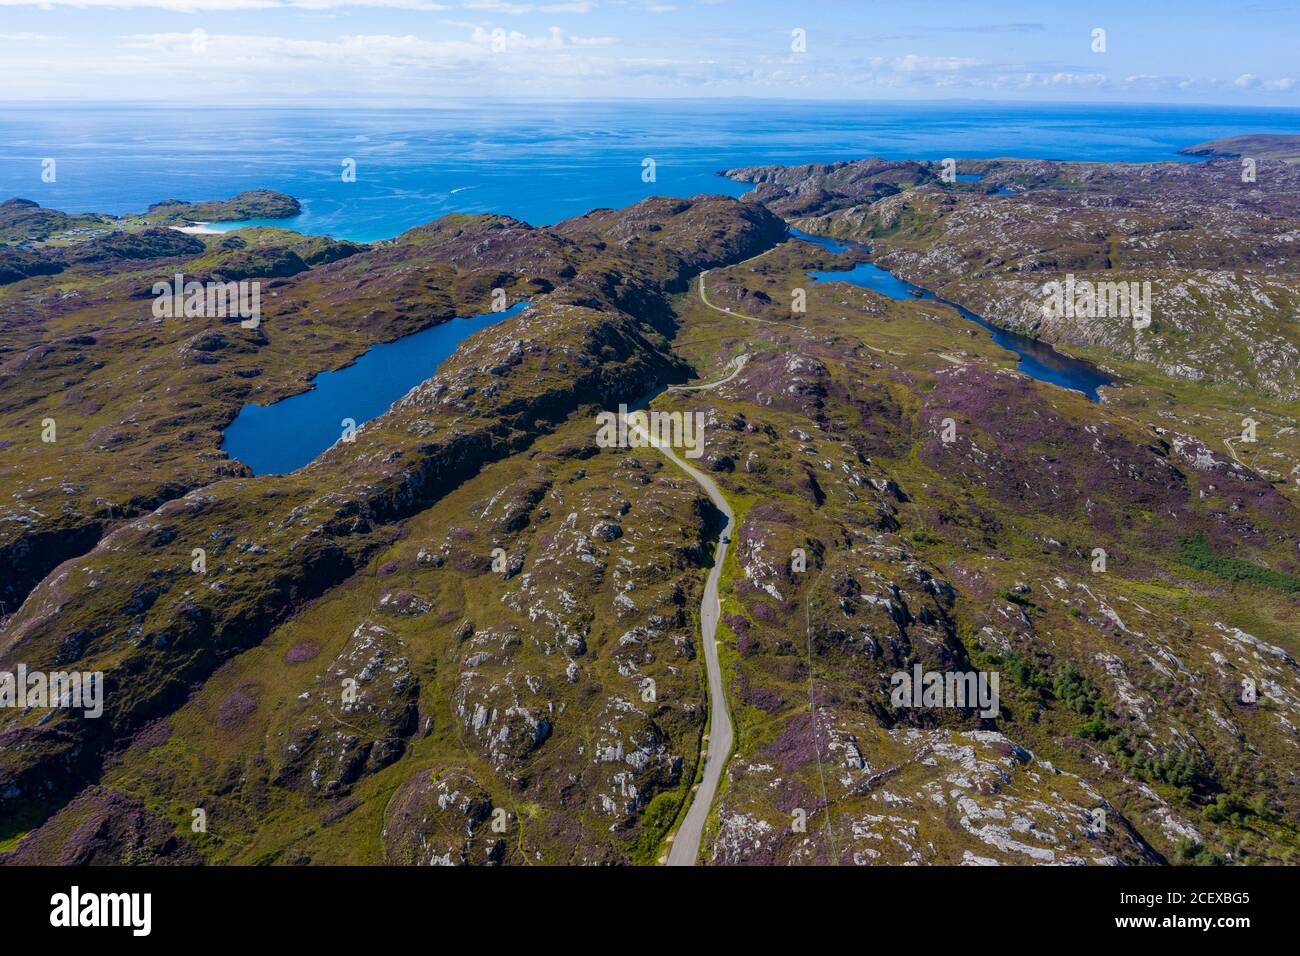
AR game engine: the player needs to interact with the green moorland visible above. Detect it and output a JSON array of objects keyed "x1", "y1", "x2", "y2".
[
  {"x1": 3, "y1": 145, "x2": 1300, "y2": 865},
  {"x1": 659, "y1": 235, "x2": 1300, "y2": 864}
]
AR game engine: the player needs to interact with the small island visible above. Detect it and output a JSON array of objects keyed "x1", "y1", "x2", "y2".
[
  {"x1": 1178, "y1": 133, "x2": 1300, "y2": 162},
  {"x1": 141, "y1": 189, "x2": 303, "y2": 226},
  {"x1": 0, "y1": 190, "x2": 303, "y2": 285}
]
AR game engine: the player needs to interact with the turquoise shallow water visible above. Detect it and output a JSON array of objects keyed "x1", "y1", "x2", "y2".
[
  {"x1": 3, "y1": 101, "x2": 1299, "y2": 241},
  {"x1": 9, "y1": 100, "x2": 1293, "y2": 468}
]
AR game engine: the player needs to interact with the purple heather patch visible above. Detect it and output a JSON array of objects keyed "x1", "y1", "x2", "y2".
[
  {"x1": 129, "y1": 719, "x2": 172, "y2": 753},
  {"x1": 284, "y1": 641, "x2": 320, "y2": 664},
  {"x1": 737, "y1": 674, "x2": 783, "y2": 713},
  {"x1": 746, "y1": 502, "x2": 798, "y2": 525},
  {"x1": 217, "y1": 686, "x2": 259, "y2": 730},
  {"x1": 763, "y1": 711, "x2": 822, "y2": 774}
]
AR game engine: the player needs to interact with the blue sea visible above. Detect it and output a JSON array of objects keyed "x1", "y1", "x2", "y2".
[
  {"x1": 8, "y1": 100, "x2": 1300, "y2": 473},
  {"x1": 3, "y1": 101, "x2": 1299, "y2": 242}
]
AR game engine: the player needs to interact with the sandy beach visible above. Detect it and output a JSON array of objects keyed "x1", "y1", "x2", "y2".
[{"x1": 171, "y1": 221, "x2": 222, "y2": 235}]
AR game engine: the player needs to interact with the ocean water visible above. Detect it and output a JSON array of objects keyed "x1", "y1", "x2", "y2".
[
  {"x1": 9, "y1": 100, "x2": 1294, "y2": 470},
  {"x1": 3, "y1": 101, "x2": 1299, "y2": 242}
]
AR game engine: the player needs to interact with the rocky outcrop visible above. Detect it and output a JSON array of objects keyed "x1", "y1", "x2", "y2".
[
  {"x1": 0, "y1": 194, "x2": 786, "y2": 835},
  {"x1": 381, "y1": 770, "x2": 498, "y2": 865},
  {"x1": 277, "y1": 622, "x2": 419, "y2": 794}
]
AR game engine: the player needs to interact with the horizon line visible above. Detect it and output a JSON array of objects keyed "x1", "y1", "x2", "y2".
[{"x1": 3, "y1": 96, "x2": 1300, "y2": 113}]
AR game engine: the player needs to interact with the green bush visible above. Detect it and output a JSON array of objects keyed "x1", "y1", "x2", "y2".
[
  {"x1": 1077, "y1": 714, "x2": 1117, "y2": 741},
  {"x1": 1172, "y1": 838, "x2": 1228, "y2": 866},
  {"x1": 627, "y1": 790, "x2": 682, "y2": 865},
  {"x1": 1053, "y1": 663, "x2": 1101, "y2": 716},
  {"x1": 999, "y1": 589, "x2": 1036, "y2": 608},
  {"x1": 1204, "y1": 791, "x2": 1270, "y2": 825},
  {"x1": 1176, "y1": 534, "x2": 1300, "y2": 594},
  {"x1": 1117, "y1": 745, "x2": 1204, "y2": 789}
]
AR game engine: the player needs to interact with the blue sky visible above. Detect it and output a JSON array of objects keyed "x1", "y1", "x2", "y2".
[{"x1": 0, "y1": 0, "x2": 1297, "y2": 104}]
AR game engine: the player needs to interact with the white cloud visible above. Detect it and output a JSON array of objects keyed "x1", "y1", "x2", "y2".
[
  {"x1": 463, "y1": 0, "x2": 595, "y2": 12},
  {"x1": 893, "y1": 54, "x2": 984, "y2": 72},
  {"x1": 1020, "y1": 71, "x2": 1107, "y2": 87},
  {"x1": 1233, "y1": 73, "x2": 1295, "y2": 92},
  {"x1": 468, "y1": 24, "x2": 612, "y2": 49},
  {"x1": 126, "y1": 29, "x2": 479, "y2": 60},
  {"x1": 0, "y1": 6, "x2": 1292, "y2": 105},
  {"x1": 464, "y1": 0, "x2": 532, "y2": 11},
  {"x1": 114, "y1": 25, "x2": 614, "y2": 76},
  {"x1": 0, "y1": 0, "x2": 447, "y2": 8}
]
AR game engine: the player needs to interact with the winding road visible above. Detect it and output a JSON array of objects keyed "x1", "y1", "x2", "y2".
[
  {"x1": 697, "y1": 269, "x2": 808, "y2": 333},
  {"x1": 623, "y1": 408, "x2": 735, "y2": 866},
  {"x1": 650, "y1": 242, "x2": 967, "y2": 863},
  {"x1": 667, "y1": 353, "x2": 749, "y2": 391}
]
